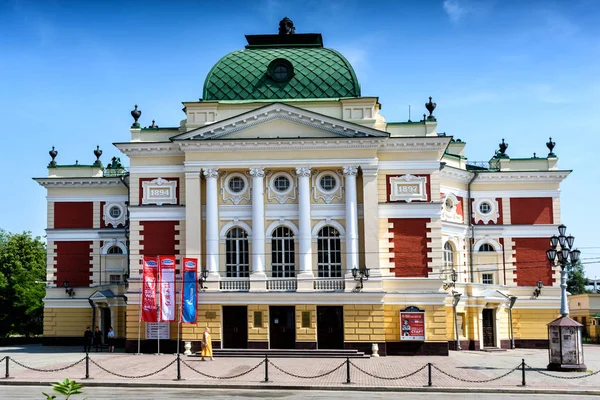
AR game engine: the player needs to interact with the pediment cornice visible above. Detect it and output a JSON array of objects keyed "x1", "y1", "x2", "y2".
[
  {"x1": 34, "y1": 177, "x2": 125, "y2": 188},
  {"x1": 171, "y1": 102, "x2": 389, "y2": 141}
]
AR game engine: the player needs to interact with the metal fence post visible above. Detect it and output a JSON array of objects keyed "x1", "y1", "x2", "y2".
[
  {"x1": 85, "y1": 352, "x2": 89, "y2": 379},
  {"x1": 521, "y1": 358, "x2": 526, "y2": 386},
  {"x1": 346, "y1": 356, "x2": 350, "y2": 384},
  {"x1": 264, "y1": 355, "x2": 269, "y2": 382},
  {"x1": 5, "y1": 356, "x2": 9, "y2": 378},
  {"x1": 428, "y1": 363, "x2": 432, "y2": 386},
  {"x1": 177, "y1": 353, "x2": 181, "y2": 380}
]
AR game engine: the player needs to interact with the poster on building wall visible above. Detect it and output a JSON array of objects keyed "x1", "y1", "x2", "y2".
[
  {"x1": 181, "y1": 258, "x2": 198, "y2": 324},
  {"x1": 141, "y1": 256, "x2": 158, "y2": 322},
  {"x1": 146, "y1": 322, "x2": 170, "y2": 339},
  {"x1": 400, "y1": 306, "x2": 425, "y2": 341},
  {"x1": 159, "y1": 255, "x2": 176, "y2": 322}
]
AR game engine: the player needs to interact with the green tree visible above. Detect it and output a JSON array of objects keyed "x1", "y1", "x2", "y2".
[
  {"x1": 0, "y1": 231, "x2": 46, "y2": 337},
  {"x1": 566, "y1": 260, "x2": 588, "y2": 295}
]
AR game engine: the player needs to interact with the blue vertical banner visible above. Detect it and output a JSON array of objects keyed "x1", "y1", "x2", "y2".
[{"x1": 181, "y1": 258, "x2": 198, "y2": 324}]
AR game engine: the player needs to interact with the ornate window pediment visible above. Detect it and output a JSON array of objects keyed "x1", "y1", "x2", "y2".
[
  {"x1": 441, "y1": 193, "x2": 463, "y2": 223},
  {"x1": 312, "y1": 170, "x2": 343, "y2": 204},
  {"x1": 266, "y1": 171, "x2": 297, "y2": 204},
  {"x1": 389, "y1": 174, "x2": 428, "y2": 202},
  {"x1": 220, "y1": 172, "x2": 250, "y2": 205},
  {"x1": 103, "y1": 202, "x2": 127, "y2": 227},
  {"x1": 472, "y1": 198, "x2": 500, "y2": 225},
  {"x1": 141, "y1": 178, "x2": 177, "y2": 205}
]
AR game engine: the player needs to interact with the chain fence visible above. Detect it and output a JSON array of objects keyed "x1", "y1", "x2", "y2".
[
  {"x1": 526, "y1": 364, "x2": 600, "y2": 380},
  {"x1": 180, "y1": 358, "x2": 264, "y2": 379},
  {"x1": 431, "y1": 363, "x2": 521, "y2": 383},
  {"x1": 268, "y1": 359, "x2": 347, "y2": 379},
  {"x1": 1, "y1": 354, "x2": 599, "y2": 387},
  {"x1": 350, "y1": 360, "x2": 428, "y2": 380},
  {"x1": 89, "y1": 358, "x2": 176, "y2": 379},
  {"x1": 9, "y1": 357, "x2": 86, "y2": 373}
]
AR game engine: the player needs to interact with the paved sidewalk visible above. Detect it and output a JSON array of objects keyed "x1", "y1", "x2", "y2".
[{"x1": 0, "y1": 344, "x2": 599, "y2": 393}]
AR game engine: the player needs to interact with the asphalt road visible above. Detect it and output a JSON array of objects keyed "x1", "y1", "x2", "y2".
[{"x1": 1, "y1": 386, "x2": 599, "y2": 400}]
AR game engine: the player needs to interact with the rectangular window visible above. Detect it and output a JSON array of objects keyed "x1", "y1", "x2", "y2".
[
  {"x1": 110, "y1": 274, "x2": 121, "y2": 284},
  {"x1": 253, "y1": 311, "x2": 263, "y2": 328},
  {"x1": 301, "y1": 311, "x2": 311, "y2": 328},
  {"x1": 482, "y1": 273, "x2": 493, "y2": 285}
]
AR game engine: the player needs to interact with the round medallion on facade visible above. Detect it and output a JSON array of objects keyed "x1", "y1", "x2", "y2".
[
  {"x1": 444, "y1": 197, "x2": 454, "y2": 212},
  {"x1": 109, "y1": 205, "x2": 122, "y2": 219},
  {"x1": 267, "y1": 58, "x2": 294, "y2": 83},
  {"x1": 479, "y1": 201, "x2": 492, "y2": 214},
  {"x1": 227, "y1": 176, "x2": 246, "y2": 193},
  {"x1": 273, "y1": 174, "x2": 291, "y2": 193}
]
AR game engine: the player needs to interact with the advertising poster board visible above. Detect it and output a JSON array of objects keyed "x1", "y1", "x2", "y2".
[{"x1": 400, "y1": 306, "x2": 425, "y2": 341}]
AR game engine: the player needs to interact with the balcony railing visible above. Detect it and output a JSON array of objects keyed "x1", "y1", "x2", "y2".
[
  {"x1": 466, "y1": 160, "x2": 500, "y2": 171},
  {"x1": 219, "y1": 277, "x2": 250, "y2": 292},
  {"x1": 314, "y1": 278, "x2": 345, "y2": 292},
  {"x1": 266, "y1": 278, "x2": 297, "y2": 292}
]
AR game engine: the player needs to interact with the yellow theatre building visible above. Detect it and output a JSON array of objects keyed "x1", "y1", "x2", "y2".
[{"x1": 35, "y1": 19, "x2": 569, "y2": 356}]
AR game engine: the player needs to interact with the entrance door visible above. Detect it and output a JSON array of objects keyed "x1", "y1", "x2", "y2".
[
  {"x1": 269, "y1": 306, "x2": 295, "y2": 349},
  {"x1": 482, "y1": 309, "x2": 495, "y2": 347},
  {"x1": 101, "y1": 308, "x2": 111, "y2": 338},
  {"x1": 317, "y1": 306, "x2": 344, "y2": 349},
  {"x1": 222, "y1": 306, "x2": 248, "y2": 349}
]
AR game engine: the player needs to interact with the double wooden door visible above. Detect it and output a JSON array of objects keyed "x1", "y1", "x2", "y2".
[
  {"x1": 223, "y1": 306, "x2": 248, "y2": 349},
  {"x1": 317, "y1": 306, "x2": 344, "y2": 349},
  {"x1": 482, "y1": 309, "x2": 495, "y2": 347}
]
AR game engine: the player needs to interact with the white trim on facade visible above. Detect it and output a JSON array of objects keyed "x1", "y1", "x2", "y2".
[
  {"x1": 378, "y1": 202, "x2": 443, "y2": 219},
  {"x1": 311, "y1": 219, "x2": 346, "y2": 242},
  {"x1": 219, "y1": 221, "x2": 253, "y2": 242},
  {"x1": 46, "y1": 229, "x2": 126, "y2": 241},
  {"x1": 128, "y1": 206, "x2": 186, "y2": 221},
  {"x1": 265, "y1": 220, "x2": 299, "y2": 242},
  {"x1": 47, "y1": 195, "x2": 128, "y2": 202}
]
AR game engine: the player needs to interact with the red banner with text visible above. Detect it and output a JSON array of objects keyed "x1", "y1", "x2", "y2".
[{"x1": 141, "y1": 256, "x2": 159, "y2": 322}]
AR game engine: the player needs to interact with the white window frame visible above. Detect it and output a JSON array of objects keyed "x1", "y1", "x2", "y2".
[
  {"x1": 317, "y1": 226, "x2": 342, "y2": 278},
  {"x1": 271, "y1": 226, "x2": 296, "y2": 278},
  {"x1": 225, "y1": 227, "x2": 249, "y2": 278}
]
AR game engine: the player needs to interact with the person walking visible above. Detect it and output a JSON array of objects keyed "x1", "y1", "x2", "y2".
[
  {"x1": 201, "y1": 327, "x2": 213, "y2": 361},
  {"x1": 83, "y1": 326, "x2": 93, "y2": 353},
  {"x1": 94, "y1": 326, "x2": 103, "y2": 352},
  {"x1": 107, "y1": 326, "x2": 115, "y2": 353}
]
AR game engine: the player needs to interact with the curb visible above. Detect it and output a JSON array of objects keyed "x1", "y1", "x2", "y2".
[{"x1": 2, "y1": 380, "x2": 600, "y2": 396}]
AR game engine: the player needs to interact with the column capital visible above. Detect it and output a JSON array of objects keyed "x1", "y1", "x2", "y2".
[
  {"x1": 360, "y1": 165, "x2": 379, "y2": 177},
  {"x1": 203, "y1": 168, "x2": 219, "y2": 179},
  {"x1": 249, "y1": 167, "x2": 265, "y2": 178},
  {"x1": 343, "y1": 166, "x2": 359, "y2": 176},
  {"x1": 295, "y1": 167, "x2": 312, "y2": 177}
]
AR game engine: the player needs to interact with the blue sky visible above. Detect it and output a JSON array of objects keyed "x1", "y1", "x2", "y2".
[{"x1": 1, "y1": 0, "x2": 599, "y2": 277}]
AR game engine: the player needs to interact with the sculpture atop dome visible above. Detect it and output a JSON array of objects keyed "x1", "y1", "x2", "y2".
[{"x1": 278, "y1": 17, "x2": 295, "y2": 35}]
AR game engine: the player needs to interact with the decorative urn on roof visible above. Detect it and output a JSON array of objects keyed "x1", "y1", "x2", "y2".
[
  {"x1": 93, "y1": 145, "x2": 102, "y2": 167},
  {"x1": 48, "y1": 146, "x2": 58, "y2": 167},
  {"x1": 498, "y1": 138, "x2": 509, "y2": 158},
  {"x1": 546, "y1": 137, "x2": 556, "y2": 157},
  {"x1": 425, "y1": 96, "x2": 436, "y2": 121},
  {"x1": 130, "y1": 105, "x2": 141, "y2": 128}
]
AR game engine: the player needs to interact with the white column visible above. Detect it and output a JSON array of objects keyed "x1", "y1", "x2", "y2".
[
  {"x1": 344, "y1": 166, "x2": 359, "y2": 274},
  {"x1": 184, "y1": 172, "x2": 202, "y2": 262},
  {"x1": 203, "y1": 168, "x2": 219, "y2": 274},
  {"x1": 249, "y1": 168, "x2": 265, "y2": 274},
  {"x1": 296, "y1": 167, "x2": 312, "y2": 274}
]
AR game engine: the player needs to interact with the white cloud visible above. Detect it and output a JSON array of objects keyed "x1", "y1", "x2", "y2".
[{"x1": 443, "y1": 0, "x2": 470, "y2": 22}]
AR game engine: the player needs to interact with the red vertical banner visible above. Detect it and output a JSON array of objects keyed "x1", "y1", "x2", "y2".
[
  {"x1": 141, "y1": 256, "x2": 159, "y2": 322},
  {"x1": 159, "y1": 255, "x2": 176, "y2": 322}
]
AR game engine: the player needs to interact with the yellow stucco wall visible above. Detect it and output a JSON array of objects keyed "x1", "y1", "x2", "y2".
[
  {"x1": 248, "y1": 305, "x2": 269, "y2": 342},
  {"x1": 296, "y1": 305, "x2": 317, "y2": 342},
  {"x1": 44, "y1": 308, "x2": 92, "y2": 337},
  {"x1": 180, "y1": 304, "x2": 222, "y2": 341},
  {"x1": 345, "y1": 304, "x2": 385, "y2": 342},
  {"x1": 513, "y1": 309, "x2": 560, "y2": 340}
]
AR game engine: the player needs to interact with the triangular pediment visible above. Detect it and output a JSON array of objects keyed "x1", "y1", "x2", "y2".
[
  {"x1": 89, "y1": 289, "x2": 115, "y2": 302},
  {"x1": 170, "y1": 103, "x2": 388, "y2": 141}
]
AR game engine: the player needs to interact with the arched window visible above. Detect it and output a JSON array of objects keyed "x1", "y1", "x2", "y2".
[
  {"x1": 478, "y1": 243, "x2": 495, "y2": 252},
  {"x1": 225, "y1": 228, "x2": 249, "y2": 278},
  {"x1": 317, "y1": 226, "x2": 342, "y2": 278},
  {"x1": 107, "y1": 246, "x2": 123, "y2": 255},
  {"x1": 443, "y1": 242, "x2": 454, "y2": 273},
  {"x1": 272, "y1": 227, "x2": 295, "y2": 277}
]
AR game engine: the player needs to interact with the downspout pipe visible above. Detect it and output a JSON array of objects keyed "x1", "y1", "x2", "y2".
[
  {"x1": 467, "y1": 172, "x2": 478, "y2": 283},
  {"x1": 88, "y1": 299, "x2": 96, "y2": 329},
  {"x1": 119, "y1": 175, "x2": 131, "y2": 284}
]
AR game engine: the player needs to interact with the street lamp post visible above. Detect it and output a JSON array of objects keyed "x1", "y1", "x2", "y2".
[
  {"x1": 545, "y1": 224, "x2": 586, "y2": 371},
  {"x1": 508, "y1": 296, "x2": 517, "y2": 349}
]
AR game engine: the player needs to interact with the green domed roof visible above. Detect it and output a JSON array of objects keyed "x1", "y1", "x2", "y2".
[{"x1": 203, "y1": 45, "x2": 361, "y2": 101}]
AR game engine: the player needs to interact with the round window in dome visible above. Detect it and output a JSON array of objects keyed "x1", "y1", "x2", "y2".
[{"x1": 268, "y1": 58, "x2": 294, "y2": 83}]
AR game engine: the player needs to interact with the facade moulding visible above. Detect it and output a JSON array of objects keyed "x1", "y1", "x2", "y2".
[
  {"x1": 128, "y1": 165, "x2": 185, "y2": 174},
  {"x1": 128, "y1": 205, "x2": 186, "y2": 221},
  {"x1": 46, "y1": 229, "x2": 126, "y2": 241},
  {"x1": 47, "y1": 195, "x2": 128, "y2": 202},
  {"x1": 114, "y1": 142, "x2": 183, "y2": 157},
  {"x1": 196, "y1": 292, "x2": 385, "y2": 304},
  {"x1": 440, "y1": 167, "x2": 473, "y2": 183},
  {"x1": 34, "y1": 178, "x2": 125, "y2": 188},
  {"x1": 473, "y1": 171, "x2": 571, "y2": 183},
  {"x1": 184, "y1": 158, "x2": 379, "y2": 169},
  {"x1": 378, "y1": 160, "x2": 441, "y2": 171},
  {"x1": 378, "y1": 202, "x2": 442, "y2": 219}
]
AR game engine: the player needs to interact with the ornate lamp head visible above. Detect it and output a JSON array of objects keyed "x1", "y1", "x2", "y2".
[
  {"x1": 566, "y1": 235, "x2": 575, "y2": 249},
  {"x1": 570, "y1": 249, "x2": 581, "y2": 263},
  {"x1": 451, "y1": 268, "x2": 458, "y2": 283},
  {"x1": 351, "y1": 267, "x2": 358, "y2": 279},
  {"x1": 558, "y1": 224, "x2": 567, "y2": 236},
  {"x1": 550, "y1": 235, "x2": 559, "y2": 249},
  {"x1": 546, "y1": 249, "x2": 557, "y2": 262}
]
